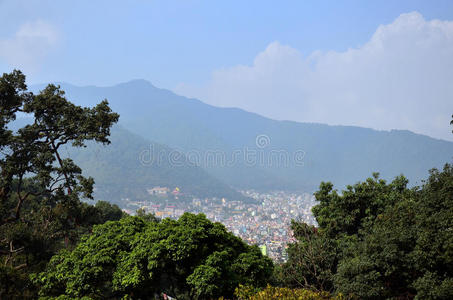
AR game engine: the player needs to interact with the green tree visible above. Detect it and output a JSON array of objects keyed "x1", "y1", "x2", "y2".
[
  {"x1": 0, "y1": 70, "x2": 119, "y2": 298},
  {"x1": 281, "y1": 174, "x2": 411, "y2": 292},
  {"x1": 74, "y1": 201, "x2": 125, "y2": 232},
  {"x1": 334, "y1": 164, "x2": 453, "y2": 299},
  {"x1": 312, "y1": 174, "x2": 410, "y2": 238},
  {"x1": 410, "y1": 164, "x2": 453, "y2": 299},
  {"x1": 135, "y1": 207, "x2": 160, "y2": 223},
  {"x1": 34, "y1": 213, "x2": 273, "y2": 299},
  {"x1": 334, "y1": 199, "x2": 418, "y2": 299},
  {"x1": 280, "y1": 117, "x2": 453, "y2": 298},
  {"x1": 93, "y1": 200, "x2": 124, "y2": 223},
  {"x1": 279, "y1": 221, "x2": 338, "y2": 292}
]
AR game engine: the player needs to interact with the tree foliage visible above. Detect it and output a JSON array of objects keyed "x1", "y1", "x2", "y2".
[
  {"x1": 280, "y1": 221, "x2": 338, "y2": 292},
  {"x1": 280, "y1": 174, "x2": 412, "y2": 292},
  {"x1": 334, "y1": 165, "x2": 453, "y2": 299},
  {"x1": 34, "y1": 213, "x2": 273, "y2": 299},
  {"x1": 235, "y1": 284, "x2": 345, "y2": 300},
  {"x1": 282, "y1": 164, "x2": 453, "y2": 299},
  {"x1": 0, "y1": 70, "x2": 119, "y2": 298}
]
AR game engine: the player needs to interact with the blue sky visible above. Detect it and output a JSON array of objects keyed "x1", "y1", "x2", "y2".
[
  {"x1": 1, "y1": 0, "x2": 451, "y2": 87},
  {"x1": 1, "y1": 0, "x2": 453, "y2": 140}
]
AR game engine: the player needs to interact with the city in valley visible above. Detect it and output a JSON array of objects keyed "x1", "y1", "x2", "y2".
[{"x1": 122, "y1": 187, "x2": 317, "y2": 262}]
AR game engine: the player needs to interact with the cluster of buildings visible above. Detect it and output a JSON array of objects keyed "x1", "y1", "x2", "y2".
[{"x1": 123, "y1": 188, "x2": 317, "y2": 262}]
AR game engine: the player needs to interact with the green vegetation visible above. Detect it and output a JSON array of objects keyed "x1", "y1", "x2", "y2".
[
  {"x1": 234, "y1": 284, "x2": 345, "y2": 300},
  {"x1": 280, "y1": 166, "x2": 453, "y2": 299},
  {"x1": 0, "y1": 70, "x2": 120, "y2": 298},
  {"x1": 33, "y1": 213, "x2": 273, "y2": 299},
  {"x1": 68, "y1": 125, "x2": 250, "y2": 204},
  {"x1": 1, "y1": 71, "x2": 452, "y2": 299}
]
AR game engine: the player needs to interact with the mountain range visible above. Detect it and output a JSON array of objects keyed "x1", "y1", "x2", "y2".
[{"x1": 30, "y1": 80, "x2": 453, "y2": 203}]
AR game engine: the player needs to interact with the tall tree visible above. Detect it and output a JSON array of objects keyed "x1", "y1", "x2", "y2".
[
  {"x1": 334, "y1": 164, "x2": 453, "y2": 299},
  {"x1": 281, "y1": 174, "x2": 414, "y2": 294},
  {"x1": 0, "y1": 70, "x2": 119, "y2": 297}
]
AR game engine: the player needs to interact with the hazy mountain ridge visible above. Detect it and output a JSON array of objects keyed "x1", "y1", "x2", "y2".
[
  {"x1": 9, "y1": 117, "x2": 246, "y2": 203},
  {"x1": 31, "y1": 80, "x2": 453, "y2": 192},
  {"x1": 68, "y1": 125, "x2": 249, "y2": 203}
]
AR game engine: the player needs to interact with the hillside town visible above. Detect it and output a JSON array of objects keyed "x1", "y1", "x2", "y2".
[{"x1": 122, "y1": 188, "x2": 317, "y2": 262}]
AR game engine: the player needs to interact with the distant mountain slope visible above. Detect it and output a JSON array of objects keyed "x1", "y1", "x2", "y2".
[
  {"x1": 66, "y1": 125, "x2": 246, "y2": 203},
  {"x1": 10, "y1": 117, "x2": 245, "y2": 204},
  {"x1": 32, "y1": 80, "x2": 453, "y2": 191}
]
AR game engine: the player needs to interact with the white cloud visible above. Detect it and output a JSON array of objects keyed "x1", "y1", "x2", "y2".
[
  {"x1": 175, "y1": 12, "x2": 453, "y2": 141},
  {"x1": 0, "y1": 20, "x2": 59, "y2": 72}
]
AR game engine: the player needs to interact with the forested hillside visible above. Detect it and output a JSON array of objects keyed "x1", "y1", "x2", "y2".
[
  {"x1": 36, "y1": 80, "x2": 453, "y2": 192},
  {"x1": 9, "y1": 118, "x2": 247, "y2": 203},
  {"x1": 68, "y1": 125, "x2": 248, "y2": 203}
]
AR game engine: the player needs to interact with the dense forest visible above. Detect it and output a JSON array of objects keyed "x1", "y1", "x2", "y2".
[{"x1": 1, "y1": 71, "x2": 452, "y2": 299}]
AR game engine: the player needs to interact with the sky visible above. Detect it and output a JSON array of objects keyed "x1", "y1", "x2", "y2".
[{"x1": 1, "y1": 0, "x2": 453, "y2": 141}]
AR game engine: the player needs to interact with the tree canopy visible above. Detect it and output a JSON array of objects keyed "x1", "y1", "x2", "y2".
[
  {"x1": 0, "y1": 70, "x2": 119, "y2": 298},
  {"x1": 34, "y1": 213, "x2": 274, "y2": 299},
  {"x1": 281, "y1": 165, "x2": 453, "y2": 299}
]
